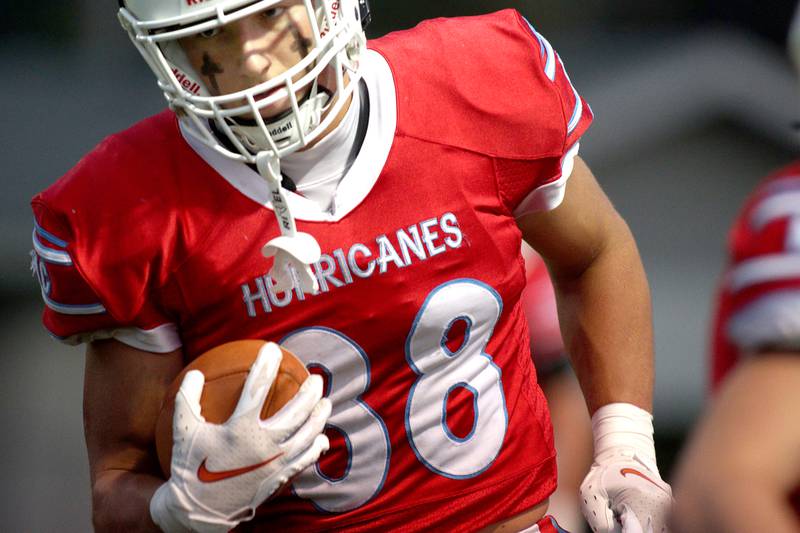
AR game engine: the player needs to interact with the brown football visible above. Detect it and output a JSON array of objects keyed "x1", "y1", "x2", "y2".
[{"x1": 154, "y1": 340, "x2": 309, "y2": 478}]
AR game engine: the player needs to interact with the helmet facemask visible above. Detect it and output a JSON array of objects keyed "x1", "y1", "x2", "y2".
[
  {"x1": 118, "y1": 0, "x2": 369, "y2": 296},
  {"x1": 118, "y1": 0, "x2": 367, "y2": 163}
]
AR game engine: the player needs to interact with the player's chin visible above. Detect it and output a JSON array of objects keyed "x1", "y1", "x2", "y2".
[{"x1": 244, "y1": 88, "x2": 311, "y2": 122}]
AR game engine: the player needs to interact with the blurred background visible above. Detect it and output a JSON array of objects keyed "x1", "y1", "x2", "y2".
[{"x1": 2, "y1": 0, "x2": 798, "y2": 530}]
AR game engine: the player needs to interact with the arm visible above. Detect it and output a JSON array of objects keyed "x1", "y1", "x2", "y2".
[
  {"x1": 517, "y1": 156, "x2": 653, "y2": 414},
  {"x1": 84, "y1": 339, "x2": 184, "y2": 532},
  {"x1": 87, "y1": 338, "x2": 331, "y2": 533},
  {"x1": 518, "y1": 157, "x2": 670, "y2": 532},
  {"x1": 673, "y1": 353, "x2": 800, "y2": 533}
]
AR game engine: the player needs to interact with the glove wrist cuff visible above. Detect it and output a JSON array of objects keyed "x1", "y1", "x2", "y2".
[
  {"x1": 591, "y1": 402, "x2": 657, "y2": 471},
  {"x1": 150, "y1": 481, "x2": 239, "y2": 533},
  {"x1": 150, "y1": 482, "x2": 192, "y2": 533}
]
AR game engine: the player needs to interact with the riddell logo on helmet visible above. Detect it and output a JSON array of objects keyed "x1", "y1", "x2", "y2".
[
  {"x1": 269, "y1": 121, "x2": 293, "y2": 137},
  {"x1": 172, "y1": 68, "x2": 201, "y2": 95},
  {"x1": 319, "y1": 1, "x2": 340, "y2": 38},
  {"x1": 185, "y1": 0, "x2": 207, "y2": 5}
]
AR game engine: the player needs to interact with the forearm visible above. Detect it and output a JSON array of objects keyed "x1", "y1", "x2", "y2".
[
  {"x1": 675, "y1": 475, "x2": 800, "y2": 533},
  {"x1": 674, "y1": 356, "x2": 800, "y2": 533},
  {"x1": 92, "y1": 469, "x2": 163, "y2": 532},
  {"x1": 551, "y1": 221, "x2": 653, "y2": 415}
]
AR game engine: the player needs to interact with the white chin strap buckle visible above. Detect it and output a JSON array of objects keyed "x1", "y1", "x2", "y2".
[{"x1": 262, "y1": 232, "x2": 321, "y2": 295}]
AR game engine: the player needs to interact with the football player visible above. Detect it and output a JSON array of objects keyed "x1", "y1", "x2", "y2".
[
  {"x1": 30, "y1": 1, "x2": 672, "y2": 531},
  {"x1": 672, "y1": 7, "x2": 800, "y2": 532}
]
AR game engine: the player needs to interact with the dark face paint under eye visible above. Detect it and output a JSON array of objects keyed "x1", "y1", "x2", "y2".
[
  {"x1": 287, "y1": 18, "x2": 312, "y2": 55},
  {"x1": 201, "y1": 52, "x2": 224, "y2": 94}
]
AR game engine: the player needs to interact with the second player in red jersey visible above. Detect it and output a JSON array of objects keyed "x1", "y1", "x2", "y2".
[
  {"x1": 675, "y1": 160, "x2": 800, "y2": 533},
  {"x1": 675, "y1": 10, "x2": 800, "y2": 522},
  {"x1": 710, "y1": 161, "x2": 800, "y2": 390}
]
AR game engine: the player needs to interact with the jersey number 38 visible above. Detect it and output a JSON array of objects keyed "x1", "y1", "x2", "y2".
[{"x1": 281, "y1": 279, "x2": 508, "y2": 513}]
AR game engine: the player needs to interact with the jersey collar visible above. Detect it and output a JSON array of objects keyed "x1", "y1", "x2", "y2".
[{"x1": 178, "y1": 49, "x2": 397, "y2": 223}]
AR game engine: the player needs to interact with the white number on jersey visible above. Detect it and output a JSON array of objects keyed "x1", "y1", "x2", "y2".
[
  {"x1": 282, "y1": 327, "x2": 390, "y2": 513},
  {"x1": 405, "y1": 279, "x2": 507, "y2": 478},
  {"x1": 283, "y1": 279, "x2": 509, "y2": 511}
]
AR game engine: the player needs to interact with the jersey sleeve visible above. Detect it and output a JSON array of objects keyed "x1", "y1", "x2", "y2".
[
  {"x1": 30, "y1": 152, "x2": 183, "y2": 354},
  {"x1": 498, "y1": 13, "x2": 594, "y2": 217},
  {"x1": 719, "y1": 174, "x2": 800, "y2": 353},
  {"x1": 369, "y1": 10, "x2": 593, "y2": 216}
]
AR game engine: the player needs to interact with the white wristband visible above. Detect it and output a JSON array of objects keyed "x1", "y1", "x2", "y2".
[{"x1": 591, "y1": 402, "x2": 658, "y2": 473}]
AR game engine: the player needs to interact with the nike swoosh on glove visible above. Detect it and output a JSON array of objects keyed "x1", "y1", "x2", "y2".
[
  {"x1": 150, "y1": 342, "x2": 332, "y2": 533},
  {"x1": 580, "y1": 403, "x2": 673, "y2": 533}
]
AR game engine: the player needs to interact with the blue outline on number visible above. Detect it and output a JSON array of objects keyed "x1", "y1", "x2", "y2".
[
  {"x1": 442, "y1": 382, "x2": 479, "y2": 443},
  {"x1": 405, "y1": 278, "x2": 509, "y2": 480},
  {"x1": 306, "y1": 362, "x2": 333, "y2": 398},
  {"x1": 314, "y1": 421, "x2": 353, "y2": 483},
  {"x1": 441, "y1": 315, "x2": 472, "y2": 357},
  {"x1": 281, "y1": 326, "x2": 391, "y2": 513}
]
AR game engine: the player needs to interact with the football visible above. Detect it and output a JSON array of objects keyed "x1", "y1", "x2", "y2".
[{"x1": 155, "y1": 340, "x2": 310, "y2": 478}]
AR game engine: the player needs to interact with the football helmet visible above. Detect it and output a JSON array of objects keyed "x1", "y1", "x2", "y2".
[
  {"x1": 118, "y1": 0, "x2": 370, "y2": 163},
  {"x1": 118, "y1": 0, "x2": 371, "y2": 295}
]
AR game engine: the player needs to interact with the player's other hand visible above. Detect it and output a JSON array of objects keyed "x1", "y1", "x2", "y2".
[
  {"x1": 580, "y1": 403, "x2": 673, "y2": 533},
  {"x1": 150, "y1": 342, "x2": 332, "y2": 533},
  {"x1": 580, "y1": 453, "x2": 672, "y2": 533}
]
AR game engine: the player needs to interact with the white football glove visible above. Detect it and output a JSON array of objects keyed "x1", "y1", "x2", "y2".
[
  {"x1": 150, "y1": 342, "x2": 331, "y2": 533},
  {"x1": 580, "y1": 403, "x2": 673, "y2": 533}
]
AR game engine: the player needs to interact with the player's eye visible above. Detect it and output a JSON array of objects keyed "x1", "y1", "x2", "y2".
[
  {"x1": 198, "y1": 27, "x2": 221, "y2": 39},
  {"x1": 263, "y1": 7, "x2": 286, "y2": 19}
]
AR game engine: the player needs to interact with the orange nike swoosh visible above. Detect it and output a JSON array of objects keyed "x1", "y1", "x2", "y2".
[
  {"x1": 620, "y1": 467, "x2": 670, "y2": 495},
  {"x1": 197, "y1": 454, "x2": 283, "y2": 483}
]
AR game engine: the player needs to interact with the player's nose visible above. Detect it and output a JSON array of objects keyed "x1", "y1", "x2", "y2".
[
  {"x1": 236, "y1": 18, "x2": 273, "y2": 78},
  {"x1": 242, "y1": 51, "x2": 272, "y2": 77}
]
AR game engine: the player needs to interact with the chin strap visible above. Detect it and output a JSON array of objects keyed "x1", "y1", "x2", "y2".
[
  {"x1": 255, "y1": 152, "x2": 321, "y2": 295},
  {"x1": 236, "y1": 83, "x2": 331, "y2": 153}
]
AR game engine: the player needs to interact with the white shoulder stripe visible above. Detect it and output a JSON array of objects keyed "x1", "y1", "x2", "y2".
[
  {"x1": 33, "y1": 219, "x2": 68, "y2": 247},
  {"x1": 558, "y1": 55, "x2": 583, "y2": 134},
  {"x1": 750, "y1": 191, "x2": 800, "y2": 230},
  {"x1": 32, "y1": 230, "x2": 73, "y2": 266},
  {"x1": 525, "y1": 20, "x2": 556, "y2": 81},
  {"x1": 523, "y1": 20, "x2": 583, "y2": 133},
  {"x1": 788, "y1": 218, "x2": 800, "y2": 252},
  {"x1": 726, "y1": 253, "x2": 800, "y2": 293},
  {"x1": 726, "y1": 289, "x2": 800, "y2": 351},
  {"x1": 42, "y1": 290, "x2": 106, "y2": 315},
  {"x1": 762, "y1": 176, "x2": 800, "y2": 196}
]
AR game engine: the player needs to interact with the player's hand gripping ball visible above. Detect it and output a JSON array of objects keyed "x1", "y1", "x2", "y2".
[
  {"x1": 150, "y1": 340, "x2": 331, "y2": 533},
  {"x1": 155, "y1": 340, "x2": 312, "y2": 475}
]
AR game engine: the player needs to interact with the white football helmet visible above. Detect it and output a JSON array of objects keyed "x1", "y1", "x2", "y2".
[{"x1": 118, "y1": 0, "x2": 370, "y2": 163}]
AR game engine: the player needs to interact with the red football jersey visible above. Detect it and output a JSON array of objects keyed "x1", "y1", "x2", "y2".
[
  {"x1": 711, "y1": 160, "x2": 800, "y2": 390},
  {"x1": 31, "y1": 11, "x2": 592, "y2": 532}
]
